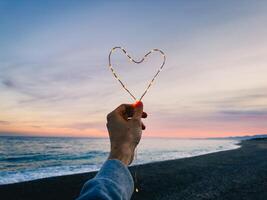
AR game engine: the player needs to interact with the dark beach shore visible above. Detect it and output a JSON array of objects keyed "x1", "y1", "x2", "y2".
[{"x1": 1, "y1": 139, "x2": 267, "y2": 200}]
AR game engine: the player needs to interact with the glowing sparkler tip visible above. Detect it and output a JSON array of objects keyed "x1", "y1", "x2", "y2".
[{"x1": 133, "y1": 101, "x2": 142, "y2": 107}]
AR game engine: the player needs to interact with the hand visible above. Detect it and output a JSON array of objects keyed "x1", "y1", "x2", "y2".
[{"x1": 106, "y1": 101, "x2": 147, "y2": 165}]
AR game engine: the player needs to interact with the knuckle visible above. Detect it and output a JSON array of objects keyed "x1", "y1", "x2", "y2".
[
  {"x1": 106, "y1": 112, "x2": 114, "y2": 121},
  {"x1": 117, "y1": 104, "x2": 125, "y2": 111}
]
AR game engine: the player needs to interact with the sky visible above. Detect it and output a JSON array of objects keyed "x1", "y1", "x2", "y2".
[{"x1": 0, "y1": 0, "x2": 267, "y2": 138}]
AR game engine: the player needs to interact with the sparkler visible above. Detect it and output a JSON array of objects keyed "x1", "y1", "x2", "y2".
[
  {"x1": 108, "y1": 46, "x2": 166, "y2": 193},
  {"x1": 108, "y1": 47, "x2": 166, "y2": 101}
]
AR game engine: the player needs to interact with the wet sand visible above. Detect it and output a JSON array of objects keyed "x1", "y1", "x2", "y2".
[{"x1": 1, "y1": 139, "x2": 267, "y2": 200}]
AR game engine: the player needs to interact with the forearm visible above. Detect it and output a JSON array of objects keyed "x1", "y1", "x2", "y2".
[{"x1": 77, "y1": 159, "x2": 134, "y2": 200}]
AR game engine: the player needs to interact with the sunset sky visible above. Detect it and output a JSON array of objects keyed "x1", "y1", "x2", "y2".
[{"x1": 0, "y1": 0, "x2": 267, "y2": 138}]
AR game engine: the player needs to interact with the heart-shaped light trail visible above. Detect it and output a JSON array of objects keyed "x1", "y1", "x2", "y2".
[{"x1": 108, "y1": 46, "x2": 166, "y2": 101}]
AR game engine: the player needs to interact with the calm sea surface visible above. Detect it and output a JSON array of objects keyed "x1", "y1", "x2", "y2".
[{"x1": 0, "y1": 136, "x2": 240, "y2": 185}]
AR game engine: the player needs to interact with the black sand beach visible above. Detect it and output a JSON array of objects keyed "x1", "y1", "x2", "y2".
[{"x1": 1, "y1": 139, "x2": 267, "y2": 200}]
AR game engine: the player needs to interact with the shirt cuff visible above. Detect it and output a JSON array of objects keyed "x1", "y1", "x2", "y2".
[{"x1": 96, "y1": 159, "x2": 134, "y2": 199}]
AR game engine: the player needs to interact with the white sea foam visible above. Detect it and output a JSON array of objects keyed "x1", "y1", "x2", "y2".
[{"x1": 0, "y1": 164, "x2": 101, "y2": 185}]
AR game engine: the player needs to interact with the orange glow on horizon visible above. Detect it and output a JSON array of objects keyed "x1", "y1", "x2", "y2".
[
  {"x1": 0, "y1": 126, "x2": 108, "y2": 138},
  {"x1": 1, "y1": 124, "x2": 265, "y2": 138}
]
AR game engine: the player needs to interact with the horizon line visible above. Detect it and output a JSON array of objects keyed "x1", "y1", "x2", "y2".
[{"x1": 0, "y1": 133, "x2": 266, "y2": 140}]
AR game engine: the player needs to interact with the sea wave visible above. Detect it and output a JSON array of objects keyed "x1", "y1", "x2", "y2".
[
  {"x1": 0, "y1": 164, "x2": 101, "y2": 185},
  {"x1": 0, "y1": 136, "x2": 240, "y2": 185}
]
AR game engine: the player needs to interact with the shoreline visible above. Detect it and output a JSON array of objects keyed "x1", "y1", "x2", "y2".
[
  {"x1": 1, "y1": 139, "x2": 267, "y2": 200},
  {"x1": 0, "y1": 139, "x2": 241, "y2": 186},
  {"x1": 0, "y1": 138, "x2": 239, "y2": 185}
]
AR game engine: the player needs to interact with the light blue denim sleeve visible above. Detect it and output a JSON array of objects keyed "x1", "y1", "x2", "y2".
[{"x1": 77, "y1": 159, "x2": 134, "y2": 200}]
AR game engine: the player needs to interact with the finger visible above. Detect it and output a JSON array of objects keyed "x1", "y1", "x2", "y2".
[
  {"x1": 142, "y1": 112, "x2": 147, "y2": 118},
  {"x1": 115, "y1": 104, "x2": 147, "y2": 119},
  {"x1": 114, "y1": 104, "x2": 133, "y2": 121},
  {"x1": 142, "y1": 122, "x2": 146, "y2": 130},
  {"x1": 115, "y1": 104, "x2": 132, "y2": 114},
  {"x1": 113, "y1": 102, "x2": 145, "y2": 121},
  {"x1": 124, "y1": 108, "x2": 147, "y2": 119},
  {"x1": 123, "y1": 109, "x2": 147, "y2": 119},
  {"x1": 132, "y1": 101, "x2": 143, "y2": 120}
]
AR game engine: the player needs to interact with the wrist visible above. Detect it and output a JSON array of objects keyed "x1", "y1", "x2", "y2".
[{"x1": 108, "y1": 143, "x2": 135, "y2": 165}]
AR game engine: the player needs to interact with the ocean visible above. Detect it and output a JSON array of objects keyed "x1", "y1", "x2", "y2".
[{"x1": 0, "y1": 136, "x2": 240, "y2": 185}]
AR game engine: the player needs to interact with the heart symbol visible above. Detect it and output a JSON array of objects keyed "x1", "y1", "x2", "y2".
[{"x1": 108, "y1": 47, "x2": 166, "y2": 101}]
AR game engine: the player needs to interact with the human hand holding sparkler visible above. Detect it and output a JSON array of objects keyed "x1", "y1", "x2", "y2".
[
  {"x1": 107, "y1": 101, "x2": 147, "y2": 165},
  {"x1": 78, "y1": 47, "x2": 164, "y2": 199}
]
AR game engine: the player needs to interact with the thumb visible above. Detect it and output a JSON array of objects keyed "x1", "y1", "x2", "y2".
[{"x1": 132, "y1": 101, "x2": 143, "y2": 119}]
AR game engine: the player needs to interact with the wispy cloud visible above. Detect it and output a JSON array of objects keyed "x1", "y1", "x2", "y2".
[
  {"x1": 0, "y1": 0, "x2": 267, "y2": 137},
  {"x1": 66, "y1": 121, "x2": 104, "y2": 130},
  {"x1": 0, "y1": 121, "x2": 10, "y2": 125},
  {"x1": 2, "y1": 79, "x2": 16, "y2": 88}
]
